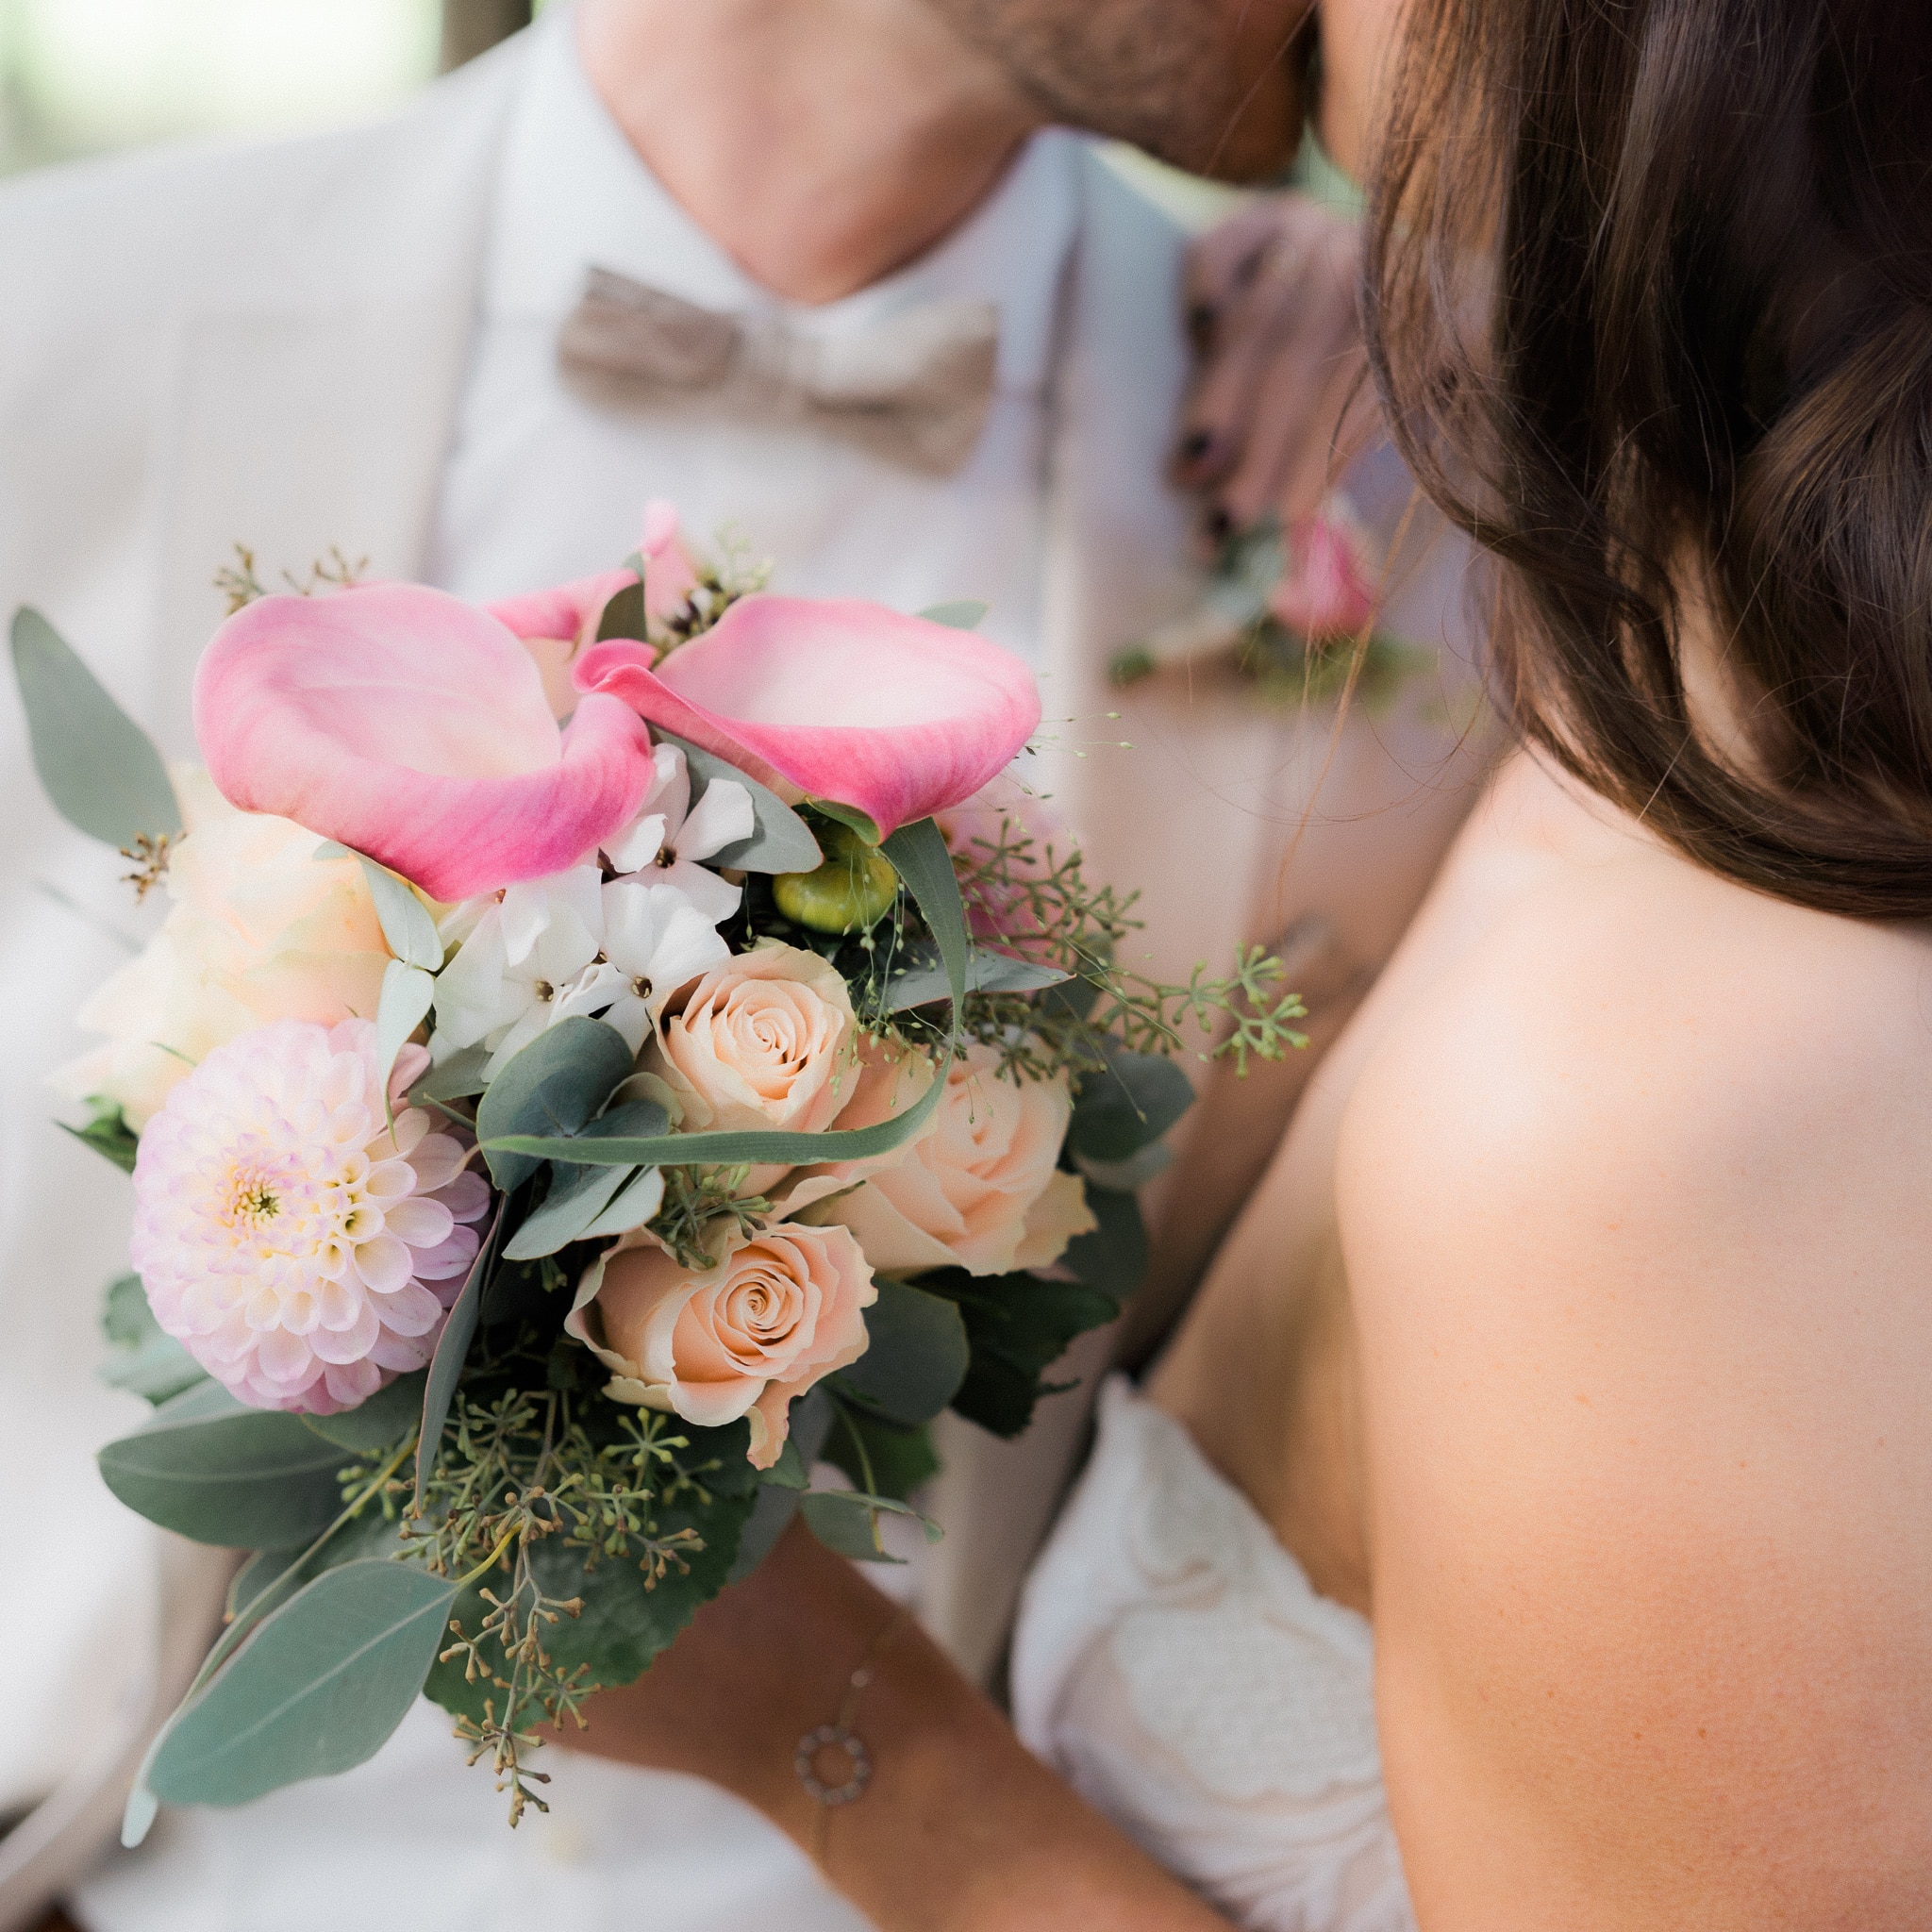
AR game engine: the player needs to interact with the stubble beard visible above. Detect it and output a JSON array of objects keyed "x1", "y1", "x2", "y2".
[{"x1": 920, "y1": 0, "x2": 1305, "y2": 178}]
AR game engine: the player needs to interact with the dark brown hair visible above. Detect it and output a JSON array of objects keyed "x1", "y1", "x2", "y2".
[{"x1": 1364, "y1": 0, "x2": 1932, "y2": 915}]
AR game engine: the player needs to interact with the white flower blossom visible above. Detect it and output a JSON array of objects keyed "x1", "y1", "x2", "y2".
[
  {"x1": 601, "y1": 742, "x2": 755, "y2": 923},
  {"x1": 552, "y1": 880, "x2": 731, "y2": 1053},
  {"x1": 428, "y1": 866, "x2": 729, "y2": 1074}
]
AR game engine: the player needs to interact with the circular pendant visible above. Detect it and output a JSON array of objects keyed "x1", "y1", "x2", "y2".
[{"x1": 794, "y1": 1723, "x2": 873, "y2": 1806}]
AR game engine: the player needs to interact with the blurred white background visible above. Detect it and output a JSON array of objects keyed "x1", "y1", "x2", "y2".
[{"x1": 0, "y1": 0, "x2": 550, "y2": 174}]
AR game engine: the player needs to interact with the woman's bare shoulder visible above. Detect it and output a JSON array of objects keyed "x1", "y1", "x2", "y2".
[{"x1": 1339, "y1": 842, "x2": 1932, "y2": 1925}]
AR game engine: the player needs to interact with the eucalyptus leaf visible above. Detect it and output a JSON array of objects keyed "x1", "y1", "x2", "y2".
[
  {"x1": 473, "y1": 1017, "x2": 636, "y2": 1191},
  {"x1": 726, "y1": 1482, "x2": 805, "y2": 1585},
  {"x1": 808, "y1": 798, "x2": 884, "y2": 846},
  {"x1": 578, "y1": 1163, "x2": 669, "y2": 1241},
  {"x1": 1067, "y1": 1046, "x2": 1195, "y2": 1161},
  {"x1": 663, "y1": 731, "x2": 821, "y2": 874},
  {"x1": 410, "y1": 1044, "x2": 491, "y2": 1106},
  {"x1": 501, "y1": 1096, "x2": 668, "y2": 1259},
  {"x1": 300, "y1": 1370, "x2": 426, "y2": 1453},
  {"x1": 357, "y1": 859, "x2": 442, "y2": 970},
  {"x1": 883, "y1": 942, "x2": 1068, "y2": 1013},
  {"x1": 149, "y1": 1559, "x2": 458, "y2": 1807},
  {"x1": 826, "y1": 1277, "x2": 968, "y2": 1426},
  {"x1": 798, "y1": 1489, "x2": 941, "y2": 1563},
  {"x1": 97, "y1": 1382, "x2": 350, "y2": 1548},
  {"x1": 415, "y1": 1202, "x2": 502, "y2": 1507},
  {"x1": 374, "y1": 960, "x2": 434, "y2": 1106},
  {"x1": 10, "y1": 606, "x2": 179, "y2": 848},
  {"x1": 100, "y1": 1271, "x2": 208, "y2": 1405},
  {"x1": 99, "y1": 1332, "x2": 208, "y2": 1406},
  {"x1": 761, "y1": 1433, "x2": 810, "y2": 1491},
  {"x1": 503, "y1": 1163, "x2": 632, "y2": 1260},
  {"x1": 225, "y1": 1504, "x2": 406, "y2": 1635},
  {"x1": 916, "y1": 600, "x2": 990, "y2": 630}
]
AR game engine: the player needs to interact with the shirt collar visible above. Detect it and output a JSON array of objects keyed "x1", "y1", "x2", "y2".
[{"x1": 481, "y1": 5, "x2": 1080, "y2": 394}]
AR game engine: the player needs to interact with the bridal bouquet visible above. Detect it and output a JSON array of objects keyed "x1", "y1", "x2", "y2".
[{"x1": 11, "y1": 507, "x2": 1304, "y2": 1835}]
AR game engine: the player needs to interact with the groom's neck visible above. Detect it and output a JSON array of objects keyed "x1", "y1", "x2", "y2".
[{"x1": 579, "y1": 0, "x2": 1043, "y2": 306}]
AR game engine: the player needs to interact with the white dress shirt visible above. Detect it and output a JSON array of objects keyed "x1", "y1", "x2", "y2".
[{"x1": 425, "y1": 5, "x2": 1079, "y2": 670}]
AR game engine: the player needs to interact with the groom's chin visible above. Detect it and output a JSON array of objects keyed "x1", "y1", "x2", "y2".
[{"x1": 920, "y1": 0, "x2": 1314, "y2": 184}]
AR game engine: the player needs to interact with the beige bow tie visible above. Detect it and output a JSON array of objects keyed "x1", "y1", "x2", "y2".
[{"x1": 557, "y1": 268, "x2": 1000, "y2": 477}]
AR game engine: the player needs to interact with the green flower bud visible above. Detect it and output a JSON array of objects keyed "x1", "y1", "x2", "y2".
[{"x1": 773, "y1": 820, "x2": 900, "y2": 934}]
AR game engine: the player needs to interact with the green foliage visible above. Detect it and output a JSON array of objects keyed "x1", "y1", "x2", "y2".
[
  {"x1": 474, "y1": 1017, "x2": 637, "y2": 1192},
  {"x1": 97, "y1": 1380, "x2": 351, "y2": 1549},
  {"x1": 402, "y1": 1366, "x2": 755, "y2": 1823},
  {"x1": 877, "y1": 941, "x2": 1067, "y2": 1012},
  {"x1": 798, "y1": 1488, "x2": 941, "y2": 1564},
  {"x1": 826, "y1": 1277, "x2": 968, "y2": 1427},
  {"x1": 60, "y1": 1098, "x2": 140, "y2": 1174},
  {"x1": 594, "y1": 573, "x2": 647, "y2": 646},
  {"x1": 917, "y1": 600, "x2": 990, "y2": 629},
  {"x1": 149, "y1": 1559, "x2": 459, "y2": 1808},
  {"x1": 1062, "y1": 1186, "x2": 1150, "y2": 1299},
  {"x1": 412, "y1": 1045, "x2": 491, "y2": 1105},
  {"x1": 822, "y1": 1400, "x2": 941, "y2": 1503},
  {"x1": 940, "y1": 816, "x2": 1308, "y2": 1084},
  {"x1": 922, "y1": 1268, "x2": 1121, "y2": 1440},
  {"x1": 499, "y1": 1099, "x2": 668, "y2": 1261},
  {"x1": 647, "y1": 1163, "x2": 772, "y2": 1271},
  {"x1": 356, "y1": 857, "x2": 443, "y2": 969},
  {"x1": 415, "y1": 1205, "x2": 501, "y2": 1507},
  {"x1": 1068, "y1": 1045, "x2": 1196, "y2": 1161},
  {"x1": 646, "y1": 528, "x2": 770, "y2": 655},
  {"x1": 99, "y1": 1272, "x2": 206, "y2": 1406},
  {"x1": 300, "y1": 1371, "x2": 426, "y2": 1453},
  {"x1": 10, "y1": 606, "x2": 180, "y2": 849}
]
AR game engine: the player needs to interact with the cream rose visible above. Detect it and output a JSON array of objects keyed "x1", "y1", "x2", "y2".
[
  {"x1": 569, "y1": 1222, "x2": 876, "y2": 1468},
  {"x1": 808, "y1": 1042, "x2": 1095, "y2": 1276},
  {"x1": 51, "y1": 769, "x2": 391, "y2": 1129},
  {"x1": 647, "y1": 941, "x2": 858, "y2": 1157}
]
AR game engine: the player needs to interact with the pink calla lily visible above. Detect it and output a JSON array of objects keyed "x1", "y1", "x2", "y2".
[
  {"x1": 194, "y1": 583, "x2": 657, "y2": 902},
  {"x1": 574, "y1": 595, "x2": 1041, "y2": 840},
  {"x1": 488, "y1": 501, "x2": 700, "y2": 651},
  {"x1": 487, "y1": 567, "x2": 638, "y2": 653}
]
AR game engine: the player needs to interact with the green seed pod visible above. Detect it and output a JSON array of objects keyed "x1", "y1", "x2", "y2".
[{"x1": 773, "y1": 820, "x2": 900, "y2": 934}]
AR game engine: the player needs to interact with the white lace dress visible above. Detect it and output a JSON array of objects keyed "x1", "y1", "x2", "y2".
[{"x1": 1010, "y1": 1376, "x2": 1416, "y2": 1932}]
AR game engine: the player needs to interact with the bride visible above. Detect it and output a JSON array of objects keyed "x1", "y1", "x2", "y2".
[{"x1": 568, "y1": 0, "x2": 1932, "y2": 1924}]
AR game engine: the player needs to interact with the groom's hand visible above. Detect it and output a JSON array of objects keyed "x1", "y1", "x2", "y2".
[{"x1": 1170, "y1": 192, "x2": 1375, "y2": 556}]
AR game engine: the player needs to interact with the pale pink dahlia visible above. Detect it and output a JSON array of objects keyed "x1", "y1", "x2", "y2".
[{"x1": 129, "y1": 1018, "x2": 491, "y2": 1414}]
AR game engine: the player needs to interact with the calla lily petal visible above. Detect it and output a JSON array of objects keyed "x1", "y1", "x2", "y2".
[
  {"x1": 194, "y1": 584, "x2": 657, "y2": 903},
  {"x1": 575, "y1": 594, "x2": 1040, "y2": 838},
  {"x1": 488, "y1": 567, "x2": 638, "y2": 648}
]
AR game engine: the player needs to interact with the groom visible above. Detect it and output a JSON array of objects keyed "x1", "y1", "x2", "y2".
[{"x1": 0, "y1": 0, "x2": 1480, "y2": 1923}]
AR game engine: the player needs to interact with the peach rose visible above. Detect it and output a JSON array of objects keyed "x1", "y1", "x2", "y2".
[
  {"x1": 808, "y1": 1042, "x2": 1095, "y2": 1276},
  {"x1": 568, "y1": 1222, "x2": 876, "y2": 1467},
  {"x1": 647, "y1": 944, "x2": 858, "y2": 1187},
  {"x1": 51, "y1": 768, "x2": 391, "y2": 1129}
]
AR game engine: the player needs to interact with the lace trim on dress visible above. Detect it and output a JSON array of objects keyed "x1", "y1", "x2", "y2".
[{"x1": 1010, "y1": 1376, "x2": 1416, "y2": 1932}]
